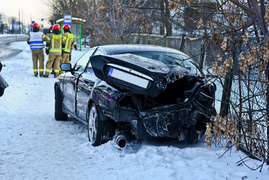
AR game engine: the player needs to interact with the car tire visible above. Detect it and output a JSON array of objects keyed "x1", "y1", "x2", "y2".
[
  {"x1": 88, "y1": 103, "x2": 115, "y2": 146},
  {"x1": 55, "y1": 85, "x2": 68, "y2": 121},
  {"x1": 88, "y1": 103, "x2": 106, "y2": 146}
]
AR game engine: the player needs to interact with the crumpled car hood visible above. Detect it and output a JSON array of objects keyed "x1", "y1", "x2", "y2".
[{"x1": 91, "y1": 54, "x2": 190, "y2": 97}]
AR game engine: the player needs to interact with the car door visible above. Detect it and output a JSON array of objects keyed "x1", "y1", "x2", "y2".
[
  {"x1": 62, "y1": 48, "x2": 97, "y2": 116},
  {"x1": 76, "y1": 48, "x2": 105, "y2": 121}
]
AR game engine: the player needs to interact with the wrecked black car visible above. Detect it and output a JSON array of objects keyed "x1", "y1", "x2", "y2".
[{"x1": 55, "y1": 44, "x2": 216, "y2": 147}]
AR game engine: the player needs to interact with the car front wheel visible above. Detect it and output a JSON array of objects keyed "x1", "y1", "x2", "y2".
[{"x1": 55, "y1": 85, "x2": 68, "y2": 120}]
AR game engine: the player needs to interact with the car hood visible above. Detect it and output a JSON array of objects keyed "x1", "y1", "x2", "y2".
[{"x1": 91, "y1": 54, "x2": 190, "y2": 97}]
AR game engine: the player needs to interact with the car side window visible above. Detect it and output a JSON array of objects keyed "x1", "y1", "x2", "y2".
[
  {"x1": 86, "y1": 49, "x2": 104, "y2": 72},
  {"x1": 74, "y1": 48, "x2": 96, "y2": 73}
]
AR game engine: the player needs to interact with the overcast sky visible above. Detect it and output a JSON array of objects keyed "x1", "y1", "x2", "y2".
[{"x1": 0, "y1": 0, "x2": 51, "y2": 26}]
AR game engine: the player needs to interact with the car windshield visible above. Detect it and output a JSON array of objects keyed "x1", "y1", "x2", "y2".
[{"x1": 130, "y1": 52, "x2": 203, "y2": 76}]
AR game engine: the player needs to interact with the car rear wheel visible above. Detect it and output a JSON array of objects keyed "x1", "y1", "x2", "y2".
[
  {"x1": 88, "y1": 103, "x2": 106, "y2": 146},
  {"x1": 55, "y1": 85, "x2": 68, "y2": 120}
]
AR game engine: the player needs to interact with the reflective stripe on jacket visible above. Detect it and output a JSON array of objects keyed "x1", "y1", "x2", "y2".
[
  {"x1": 63, "y1": 32, "x2": 76, "y2": 53},
  {"x1": 29, "y1": 32, "x2": 45, "y2": 50}
]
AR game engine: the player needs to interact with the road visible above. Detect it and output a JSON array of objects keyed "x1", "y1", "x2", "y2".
[
  {"x1": 0, "y1": 35, "x2": 27, "y2": 60},
  {"x1": 0, "y1": 34, "x2": 27, "y2": 61},
  {"x1": 0, "y1": 34, "x2": 27, "y2": 45}
]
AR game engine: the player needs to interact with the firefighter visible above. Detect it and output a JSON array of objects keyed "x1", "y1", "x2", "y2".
[
  {"x1": 49, "y1": 25, "x2": 53, "y2": 33},
  {"x1": 43, "y1": 24, "x2": 62, "y2": 78},
  {"x1": 44, "y1": 25, "x2": 53, "y2": 46},
  {"x1": 62, "y1": 24, "x2": 77, "y2": 65},
  {"x1": 27, "y1": 23, "x2": 46, "y2": 77},
  {"x1": 45, "y1": 25, "x2": 55, "y2": 74}
]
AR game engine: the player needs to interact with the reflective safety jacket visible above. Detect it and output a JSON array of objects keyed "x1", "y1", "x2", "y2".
[
  {"x1": 62, "y1": 32, "x2": 76, "y2": 54},
  {"x1": 43, "y1": 32, "x2": 51, "y2": 42},
  {"x1": 46, "y1": 33, "x2": 63, "y2": 55},
  {"x1": 27, "y1": 32, "x2": 45, "y2": 50}
]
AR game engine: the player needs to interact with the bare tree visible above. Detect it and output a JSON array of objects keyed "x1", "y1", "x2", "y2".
[
  {"x1": 85, "y1": 0, "x2": 149, "y2": 45},
  {"x1": 45, "y1": 0, "x2": 89, "y2": 32},
  {"x1": 183, "y1": 0, "x2": 269, "y2": 165}
]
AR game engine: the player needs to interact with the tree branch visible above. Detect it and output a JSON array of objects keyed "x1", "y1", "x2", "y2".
[{"x1": 229, "y1": 0, "x2": 255, "y2": 16}]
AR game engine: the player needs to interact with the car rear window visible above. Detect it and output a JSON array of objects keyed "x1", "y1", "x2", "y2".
[{"x1": 129, "y1": 52, "x2": 202, "y2": 76}]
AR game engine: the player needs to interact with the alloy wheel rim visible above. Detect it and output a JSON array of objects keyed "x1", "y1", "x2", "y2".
[{"x1": 88, "y1": 105, "x2": 97, "y2": 143}]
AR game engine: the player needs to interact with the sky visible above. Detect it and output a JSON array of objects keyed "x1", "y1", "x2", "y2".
[{"x1": 0, "y1": 0, "x2": 52, "y2": 27}]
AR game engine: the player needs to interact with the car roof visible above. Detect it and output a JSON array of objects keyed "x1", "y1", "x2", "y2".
[{"x1": 95, "y1": 44, "x2": 186, "y2": 56}]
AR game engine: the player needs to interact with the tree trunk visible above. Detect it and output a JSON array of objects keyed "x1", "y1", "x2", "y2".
[
  {"x1": 220, "y1": 66, "x2": 233, "y2": 117},
  {"x1": 266, "y1": 62, "x2": 269, "y2": 165},
  {"x1": 160, "y1": 1, "x2": 164, "y2": 35},
  {"x1": 199, "y1": 40, "x2": 206, "y2": 70},
  {"x1": 179, "y1": 35, "x2": 185, "y2": 52},
  {"x1": 220, "y1": 38, "x2": 239, "y2": 117},
  {"x1": 164, "y1": 0, "x2": 172, "y2": 36}
]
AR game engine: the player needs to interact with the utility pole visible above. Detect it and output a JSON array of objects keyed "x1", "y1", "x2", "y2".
[
  {"x1": 22, "y1": 10, "x2": 23, "y2": 34},
  {"x1": 19, "y1": 9, "x2": 21, "y2": 34},
  {"x1": 30, "y1": 15, "x2": 32, "y2": 31}
]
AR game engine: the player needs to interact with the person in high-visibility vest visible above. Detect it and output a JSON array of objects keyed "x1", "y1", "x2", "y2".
[
  {"x1": 43, "y1": 24, "x2": 62, "y2": 78},
  {"x1": 62, "y1": 24, "x2": 77, "y2": 65},
  {"x1": 44, "y1": 26, "x2": 55, "y2": 74},
  {"x1": 27, "y1": 23, "x2": 46, "y2": 77}
]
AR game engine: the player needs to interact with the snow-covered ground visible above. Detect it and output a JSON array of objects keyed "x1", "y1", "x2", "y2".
[{"x1": 0, "y1": 41, "x2": 268, "y2": 180}]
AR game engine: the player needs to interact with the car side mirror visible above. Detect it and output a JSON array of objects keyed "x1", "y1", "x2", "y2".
[{"x1": 60, "y1": 63, "x2": 72, "y2": 72}]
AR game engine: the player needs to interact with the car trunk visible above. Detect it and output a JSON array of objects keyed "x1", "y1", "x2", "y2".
[
  {"x1": 91, "y1": 54, "x2": 215, "y2": 140},
  {"x1": 117, "y1": 75, "x2": 215, "y2": 138}
]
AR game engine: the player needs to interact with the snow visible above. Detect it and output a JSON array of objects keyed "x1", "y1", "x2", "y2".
[{"x1": 0, "y1": 41, "x2": 268, "y2": 180}]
